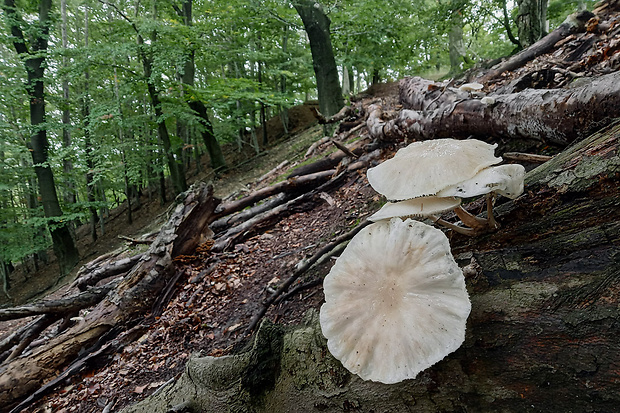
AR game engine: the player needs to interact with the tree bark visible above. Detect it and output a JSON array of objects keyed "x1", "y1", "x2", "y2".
[
  {"x1": 293, "y1": 0, "x2": 344, "y2": 117},
  {"x1": 516, "y1": 0, "x2": 549, "y2": 47},
  {"x1": 371, "y1": 71, "x2": 620, "y2": 146},
  {"x1": 2, "y1": 0, "x2": 80, "y2": 275},
  {"x1": 121, "y1": 120, "x2": 620, "y2": 413}
]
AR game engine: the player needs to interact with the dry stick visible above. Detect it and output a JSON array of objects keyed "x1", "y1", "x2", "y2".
[
  {"x1": 212, "y1": 169, "x2": 336, "y2": 221},
  {"x1": 6, "y1": 314, "x2": 58, "y2": 362},
  {"x1": 330, "y1": 139, "x2": 359, "y2": 159},
  {"x1": 212, "y1": 172, "x2": 347, "y2": 253},
  {"x1": 274, "y1": 241, "x2": 348, "y2": 305},
  {"x1": 73, "y1": 252, "x2": 145, "y2": 290},
  {"x1": 211, "y1": 193, "x2": 291, "y2": 233},
  {"x1": 118, "y1": 235, "x2": 153, "y2": 245},
  {"x1": 0, "y1": 280, "x2": 119, "y2": 322},
  {"x1": 245, "y1": 219, "x2": 372, "y2": 334},
  {"x1": 503, "y1": 152, "x2": 553, "y2": 163}
]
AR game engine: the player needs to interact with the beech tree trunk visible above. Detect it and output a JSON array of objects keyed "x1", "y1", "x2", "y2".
[
  {"x1": 516, "y1": 0, "x2": 549, "y2": 47},
  {"x1": 2, "y1": 0, "x2": 80, "y2": 275},
  {"x1": 121, "y1": 120, "x2": 620, "y2": 413},
  {"x1": 293, "y1": 0, "x2": 344, "y2": 117}
]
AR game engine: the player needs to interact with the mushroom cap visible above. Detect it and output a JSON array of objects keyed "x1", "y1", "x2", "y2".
[
  {"x1": 458, "y1": 82, "x2": 484, "y2": 92},
  {"x1": 368, "y1": 196, "x2": 461, "y2": 222},
  {"x1": 436, "y1": 164, "x2": 525, "y2": 199},
  {"x1": 320, "y1": 219, "x2": 471, "y2": 384},
  {"x1": 367, "y1": 139, "x2": 502, "y2": 200}
]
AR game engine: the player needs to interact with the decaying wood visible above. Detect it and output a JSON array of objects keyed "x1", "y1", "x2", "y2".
[
  {"x1": 310, "y1": 104, "x2": 355, "y2": 124},
  {"x1": 118, "y1": 235, "x2": 153, "y2": 245},
  {"x1": 0, "y1": 281, "x2": 118, "y2": 321},
  {"x1": 0, "y1": 183, "x2": 219, "y2": 411},
  {"x1": 371, "y1": 71, "x2": 620, "y2": 145},
  {"x1": 210, "y1": 193, "x2": 291, "y2": 233},
  {"x1": 73, "y1": 253, "x2": 145, "y2": 290},
  {"x1": 288, "y1": 138, "x2": 368, "y2": 177},
  {"x1": 212, "y1": 172, "x2": 347, "y2": 253},
  {"x1": 212, "y1": 169, "x2": 335, "y2": 222},
  {"x1": 256, "y1": 160, "x2": 289, "y2": 183}
]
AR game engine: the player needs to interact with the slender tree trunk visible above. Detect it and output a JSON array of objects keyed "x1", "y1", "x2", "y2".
[
  {"x1": 174, "y1": 0, "x2": 226, "y2": 171},
  {"x1": 2, "y1": 0, "x2": 79, "y2": 275},
  {"x1": 293, "y1": 0, "x2": 344, "y2": 117},
  {"x1": 516, "y1": 0, "x2": 549, "y2": 47},
  {"x1": 60, "y1": 0, "x2": 75, "y2": 206},
  {"x1": 448, "y1": 6, "x2": 469, "y2": 75}
]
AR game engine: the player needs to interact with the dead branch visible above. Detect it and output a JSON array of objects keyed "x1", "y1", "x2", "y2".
[
  {"x1": 212, "y1": 172, "x2": 347, "y2": 253},
  {"x1": 73, "y1": 253, "x2": 145, "y2": 290},
  {"x1": 310, "y1": 105, "x2": 355, "y2": 124},
  {"x1": 245, "y1": 219, "x2": 373, "y2": 333},
  {"x1": 118, "y1": 235, "x2": 153, "y2": 245},
  {"x1": 479, "y1": 10, "x2": 595, "y2": 83},
  {"x1": 211, "y1": 193, "x2": 292, "y2": 234},
  {"x1": 212, "y1": 169, "x2": 335, "y2": 221},
  {"x1": 503, "y1": 152, "x2": 554, "y2": 163},
  {"x1": 0, "y1": 280, "x2": 119, "y2": 322}
]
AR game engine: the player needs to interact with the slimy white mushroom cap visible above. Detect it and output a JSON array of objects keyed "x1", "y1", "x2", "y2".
[
  {"x1": 320, "y1": 219, "x2": 471, "y2": 384},
  {"x1": 436, "y1": 164, "x2": 525, "y2": 199},
  {"x1": 368, "y1": 196, "x2": 461, "y2": 222},
  {"x1": 367, "y1": 139, "x2": 502, "y2": 200}
]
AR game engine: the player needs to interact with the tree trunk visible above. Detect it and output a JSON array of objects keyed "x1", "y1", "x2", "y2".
[
  {"x1": 121, "y1": 121, "x2": 620, "y2": 413},
  {"x1": 370, "y1": 71, "x2": 620, "y2": 146},
  {"x1": 175, "y1": 0, "x2": 227, "y2": 172},
  {"x1": 2, "y1": 0, "x2": 80, "y2": 275},
  {"x1": 516, "y1": 0, "x2": 549, "y2": 47},
  {"x1": 60, "y1": 0, "x2": 75, "y2": 206},
  {"x1": 293, "y1": 0, "x2": 344, "y2": 117},
  {"x1": 83, "y1": 5, "x2": 99, "y2": 243}
]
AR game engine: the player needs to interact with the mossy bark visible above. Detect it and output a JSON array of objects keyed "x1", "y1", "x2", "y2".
[{"x1": 122, "y1": 124, "x2": 620, "y2": 412}]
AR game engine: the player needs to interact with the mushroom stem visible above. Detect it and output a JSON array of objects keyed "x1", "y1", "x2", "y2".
[
  {"x1": 430, "y1": 215, "x2": 476, "y2": 236},
  {"x1": 454, "y1": 206, "x2": 487, "y2": 229},
  {"x1": 486, "y1": 192, "x2": 500, "y2": 229}
]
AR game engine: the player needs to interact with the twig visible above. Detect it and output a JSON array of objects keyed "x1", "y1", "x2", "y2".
[
  {"x1": 245, "y1": 219, "x2": 372, "y2": 333},
  {"x1": 118, "y1": 235, "x2": 153, "y2": 245},
  {"x1": 503, "y1": 152, "x2": 553, "y2": 163}
]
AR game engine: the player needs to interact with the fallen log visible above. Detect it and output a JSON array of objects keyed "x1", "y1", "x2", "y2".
[
  {"x1": 371, "y1": 71, "x2": 620, "y2": 145},
  {"x1": 0, "y1": 182, "x2": 219, "y2": 411},
  {"x1": 0, "y1": 281, "x2": 118, "y2": 322},
  {"x1": 73, "y1": 253, "x2": 145, "y2": 290}
]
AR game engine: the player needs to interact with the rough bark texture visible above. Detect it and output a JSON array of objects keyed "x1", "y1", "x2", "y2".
[
  {"x1": 516, "y1": 0, "x2": 549, "y2": 47},
  {"x1": 122, "y1": 121, "x2": 620, "y2": 413},
  {"x1": 0, "y1": 183, "x2": 219, "y2": 411},
  {"x1": 373, "y1": 71, "x2": 620, "y2": 145},
  {"x1": 293, "y1": 0, "x2": 344, "y2": 117}
]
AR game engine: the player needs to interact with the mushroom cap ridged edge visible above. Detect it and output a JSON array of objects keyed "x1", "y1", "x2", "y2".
[
  {"x1": 320, "y1": 218, "x2": 471, "y2": 384},
  {"x1": 367, "y1": 138, "x2": 502, "y2": 201}
]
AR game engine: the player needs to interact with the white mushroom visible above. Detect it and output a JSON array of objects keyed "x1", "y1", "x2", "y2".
[
  {"x1": 368, "y1": 196, "x2": 461, "y2": 222},
  {"x1": 320, "y1": 219, "x2": 471, "y2": 384},
  {"x1": 367, "y1": 139, "x2": 502, "y2": 201},
  {"x1": 458, "y1": 82, "x2": 483, "y2": 92},
  {"x1": 436, "y1": 164, "x2": 525, "y2": 199}
]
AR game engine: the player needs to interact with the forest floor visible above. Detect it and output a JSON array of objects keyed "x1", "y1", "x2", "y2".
[{"x1": 0, "y1": 84, "x2": 399, "y2": 413}]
